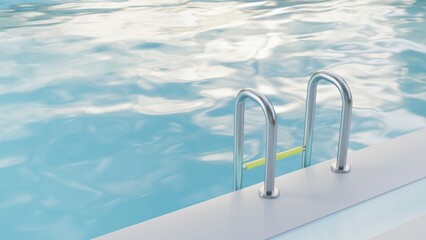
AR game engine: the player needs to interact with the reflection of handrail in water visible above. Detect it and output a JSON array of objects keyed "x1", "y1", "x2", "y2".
[
  {"x1": 302, "y1": 71, "x2": 353, "y2": 173},
  {"x1": 233, "y1": 88, "x2": 279, "y2": 199},
  {"x1": 243, "y1": 146, "x2": 303, "y2": 170}
]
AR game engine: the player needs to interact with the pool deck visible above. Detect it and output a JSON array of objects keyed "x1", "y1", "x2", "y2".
[
  {"x1": 95, "y1": 128, "x2": 426, "y2": 240},
  {"x1": 370, "y1": 214, "x2": 426, "y2": 240}
]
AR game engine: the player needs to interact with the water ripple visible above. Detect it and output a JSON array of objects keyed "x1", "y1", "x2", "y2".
[{"x1": 0, "y1": 0, "x2": 425, "y2": 239}]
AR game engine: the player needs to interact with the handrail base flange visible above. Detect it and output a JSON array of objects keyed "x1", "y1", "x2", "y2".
[
  {"x1": 259, "y1": 187, "x2": 280, "y2": 199},
  {"x1": 331, "y1": 162, "x2": 351, "y2": 173}
]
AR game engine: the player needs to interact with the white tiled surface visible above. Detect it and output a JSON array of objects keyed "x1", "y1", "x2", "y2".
[
  {"x1": 370, "y1": 214, "x2": 426, "y2": 240},
  {"x1": 272, "y1": 177, "x2": 426, "y2": 240}
]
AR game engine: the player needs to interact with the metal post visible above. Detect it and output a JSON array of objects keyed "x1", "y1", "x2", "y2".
[
  {"x1": 301, "y1": 71, "x2": 353, "y2": 173},
  {"x1": 233, "y1": 88, "x2": 279, "y2": 199}
]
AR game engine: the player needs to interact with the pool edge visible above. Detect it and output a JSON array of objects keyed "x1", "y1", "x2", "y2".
[{"x1": 94, "y1": 128, "x2": 426, "y2": 240}]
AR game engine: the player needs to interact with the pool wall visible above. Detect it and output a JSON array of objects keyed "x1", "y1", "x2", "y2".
[{"x1": 95, "y1": 128, "x2": 426, "y2": 239}]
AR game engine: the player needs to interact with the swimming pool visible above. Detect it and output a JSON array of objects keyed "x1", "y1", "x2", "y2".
[{"x1": 0, "y1": 0, "x2": 425, "y2": 239}]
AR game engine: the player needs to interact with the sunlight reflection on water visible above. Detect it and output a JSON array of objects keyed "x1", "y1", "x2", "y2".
[{"x1": 0, "y1": 0, "x2": 425, "y2": 239}]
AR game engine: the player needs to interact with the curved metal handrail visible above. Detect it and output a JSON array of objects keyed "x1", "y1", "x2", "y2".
[
  {"x1": 233, "y1": 88, "x2": 279, "y2": 199},
  {"x1": 301, "y1": 71, "x2": 353, "y2": 173}
]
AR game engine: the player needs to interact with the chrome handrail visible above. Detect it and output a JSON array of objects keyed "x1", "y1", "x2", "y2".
[
  {"x1": 233, "y1": 88, "x2": 279, "y2": 199},
  {"x1": 301, "y1": 71, "x2": 353, "y2": 173}
]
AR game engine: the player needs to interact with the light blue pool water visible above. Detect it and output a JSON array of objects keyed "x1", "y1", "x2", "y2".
[{"x1": 0, "y1": 0, "x2": 425, "y2": 239}]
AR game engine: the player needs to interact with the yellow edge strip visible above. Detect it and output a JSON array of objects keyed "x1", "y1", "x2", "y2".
[{"x1": 243, "y1": 146, "x2": 303, "y2": 170}]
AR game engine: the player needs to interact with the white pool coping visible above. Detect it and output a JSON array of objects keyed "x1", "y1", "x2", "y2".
[
  {"x1": 95, "y1": 128, "x2": 426, "y2": 240},
  {"x1": 370, "y1": 214, "x2": 426, "y2": 240}
]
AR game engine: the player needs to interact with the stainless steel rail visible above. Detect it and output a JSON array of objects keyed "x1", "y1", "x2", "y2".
[
  {"x1": 301, "y1": 71, "x2": 353, "y2": 173},
  {"x1": 233, "y1": 88, "x2": 279, "y2": 199}
]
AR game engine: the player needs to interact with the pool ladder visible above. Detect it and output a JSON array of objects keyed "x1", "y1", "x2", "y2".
[
  {"x1": 233, "y1": 71, "x2": 353, "y2": 199},
  {"x1": 233, "y1": 88, "x2": 280, "y2": 199}
]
